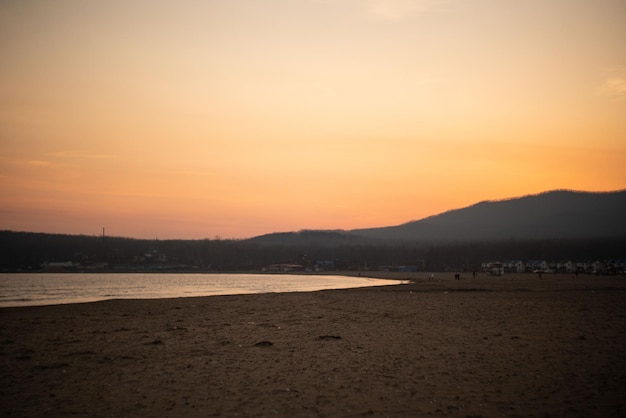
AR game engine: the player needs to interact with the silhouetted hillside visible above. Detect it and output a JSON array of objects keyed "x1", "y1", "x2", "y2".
[
  {"x1": 250, "y1": 190, "x2": 626, "y2": 245},
  {"x1": 347, "y1": 190, "x2": 626, "y2": 242},
  {"x1": 2, "y1": 190, "x2": 625, "y2": 272},
  {"x1": 247, "y1": 230, "x2": 370, "y2": 247}
]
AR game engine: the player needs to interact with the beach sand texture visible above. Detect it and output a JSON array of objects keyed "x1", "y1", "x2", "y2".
[{"x1": 1, "y1": 273, "x2": 625, "y2": 417}]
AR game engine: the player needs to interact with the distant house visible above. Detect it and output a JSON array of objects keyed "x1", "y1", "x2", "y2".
[
  {"x1": 43, "y1": 261, "x2": 76, "y2": 271},
  {"x1": 556, "y1": 260, "x2": 576, "y2": 273},
  {"x1": 503, "y1": 260, "x2": 525, "y2": 273},
  {"x1": 526, "y1": 260, "x2": 548, "y2": 272},
  {"x1": 315, "y1": 260, "x2": 335, "y2": 271},
  {"x1": 561, "y1": 261, "x2": 574, "y2": 273},
  {"x1": 266, "y1": 264, "x2": 304, "y2": 273},
  {"x1": 575, "y1": 262, "x2": 589, "y2": 273},
  {"x1": 482, "y1": 262, "x2": 504, "y2": 276},
  {"x1": 592, "y1": 261, "x2": 604, "y2": 274}
]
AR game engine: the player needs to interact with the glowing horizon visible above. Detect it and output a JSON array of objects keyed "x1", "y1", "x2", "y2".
[{"x1": 1, "y1": 0, "x2": 625, "y2": 240}]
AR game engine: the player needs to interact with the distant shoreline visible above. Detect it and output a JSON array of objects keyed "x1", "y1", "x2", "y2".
[{"x1": 0, "y1": 272, "x2": 408, "y2": 309}]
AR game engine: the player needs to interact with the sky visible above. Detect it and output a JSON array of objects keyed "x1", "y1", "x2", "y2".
[{"x1": 1, "y1": 0, "x2": 625, "y2": 239}]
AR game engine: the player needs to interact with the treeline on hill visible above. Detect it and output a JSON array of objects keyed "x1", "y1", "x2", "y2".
[{"x1": 1, "y1": 230, "x2": 625, "y2": 272}]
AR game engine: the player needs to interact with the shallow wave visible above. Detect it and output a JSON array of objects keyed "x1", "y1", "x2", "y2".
[{"x1": 0, "y1": 273, "x2": 405, "y2": 308}]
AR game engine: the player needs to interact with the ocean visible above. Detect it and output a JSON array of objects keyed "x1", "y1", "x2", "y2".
[{"x1": 0, "y1": 273, "x2": 405, "y2": 308}]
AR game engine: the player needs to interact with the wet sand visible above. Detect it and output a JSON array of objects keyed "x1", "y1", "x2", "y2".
[{"x1": 1, "y1": 273, "x2": 625, "y2": 417}]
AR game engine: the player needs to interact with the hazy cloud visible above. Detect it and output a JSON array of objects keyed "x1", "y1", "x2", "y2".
[
  {"x1": 310, "y1": 0, "x2": 446, "y2": 20},
  {"x1": 173, "y1": 170, "x2": 216, "y2": 177},
  {"x1": 598, "y1": 67, "x2": 626, "y2": 102},
  {"x1": 25, "y1": 160, "x2": 53, "y2": 167},
  {"x1": 366, "y1": 0, "x2": 444, "y2": 20},
  {"x1": 2, "y1": 152, "x2": 110, "y2": 171},
  {"x1": 49, "y1": 150, "x2": 113, "y2": 159},
  {"x1": 0, "y1": 158, "x2": 55, "y2": 171}
]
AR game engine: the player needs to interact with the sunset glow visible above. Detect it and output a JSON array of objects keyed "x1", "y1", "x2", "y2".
[{"x1": 1, "y1": 0, "x2": 625, "y2": 239}]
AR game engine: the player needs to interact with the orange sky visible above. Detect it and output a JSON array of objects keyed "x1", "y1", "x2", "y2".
[{"x1": 1, "y1": 0, "x2": 625, "y2": 239}]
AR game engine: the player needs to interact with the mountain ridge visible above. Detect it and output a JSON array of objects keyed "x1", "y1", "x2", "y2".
[
  {"x1": 251, "y1": 189, "x2": 626, "y2": 245},
  {"x1": 398, "y1": 189, "x2": 623, "y2": 225}
]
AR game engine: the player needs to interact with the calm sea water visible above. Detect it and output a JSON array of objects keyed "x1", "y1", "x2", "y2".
[{"x1": 0, "y1": 273, "x2": 405, "y2": 308}]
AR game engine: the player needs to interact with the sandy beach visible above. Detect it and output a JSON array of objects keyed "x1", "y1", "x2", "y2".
[{"x1": 1, "y1": 272, "x2": 625, "y2": 417}]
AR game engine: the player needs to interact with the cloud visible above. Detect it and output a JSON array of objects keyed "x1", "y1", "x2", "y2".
[
  {"x1": 366, "y1": 0, "x2": 443, "y2": 20},
  {"x1": 309, "y1": 0, "x2": 446, "y2": 20},
  {"x1": 48, "y1": 150, "x2": 113, "y2": 159},
  {"x1": 598, "y1": 67, "x2": 626, "y2": 102},
  {"x1": 0, "y1": 158, "x2": 54, "y2": 168},
  {"x1": 172, "y1": 170, "x2": 216, "y2": 178},
  {"x1": 25, "y1": 160, "x2": 53, "y2": 167}
]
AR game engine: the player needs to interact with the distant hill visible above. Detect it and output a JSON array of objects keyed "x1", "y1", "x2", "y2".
[
  {"x1": 251, "y1": 190, "x2": 626, "y2": 245},
  {"x1": 246, "y1": 229, "x2": 363, "y2": 247},
  {"x1": 2, "y1": 190, "x2": 625, "y2": 270},
  {"x1": 352, "y1": 190, "x2": 626, "y2": 242}
]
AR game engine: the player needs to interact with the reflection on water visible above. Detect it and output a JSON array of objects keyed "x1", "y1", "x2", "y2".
[{"x1": 0, "y1": 273, "x2": 406, "y2": 307}]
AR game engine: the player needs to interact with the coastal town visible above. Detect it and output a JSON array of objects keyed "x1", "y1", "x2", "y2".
[
  {"x1": 480, "y1": 259, "x2": 625, "y2": 276},
  {"x1": 39, "y1": 256, "x2": 626, "y2": 276}
]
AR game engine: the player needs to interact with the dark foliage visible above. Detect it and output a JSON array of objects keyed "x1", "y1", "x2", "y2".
[{"x1": 1, "y1": 230, "x2": 624, "y2": 273}]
